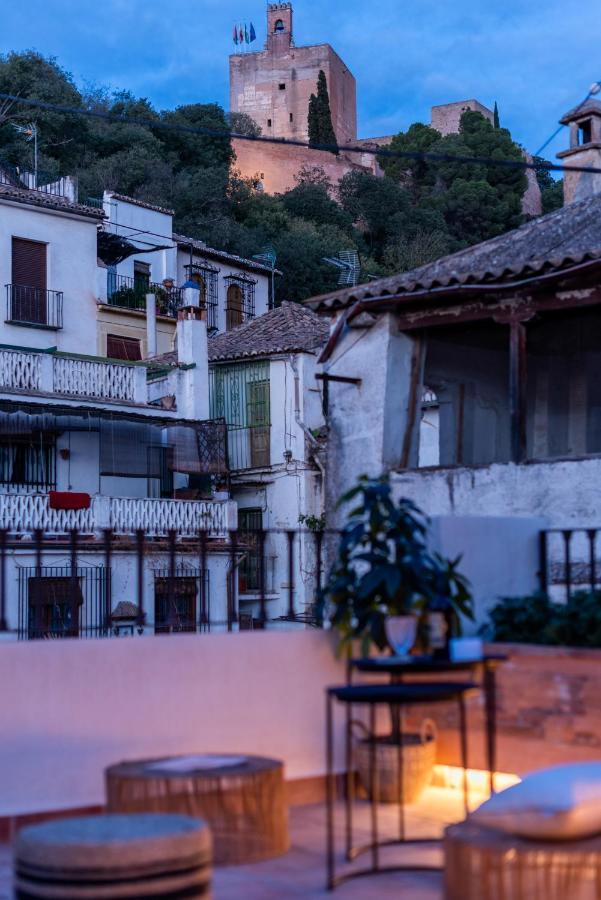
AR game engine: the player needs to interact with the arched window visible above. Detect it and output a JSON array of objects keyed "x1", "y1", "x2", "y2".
[
  {"x1": 226, "y1": 284, "x2": 244, "y2": 330},
  {"x1": 273, "y1": 18, "x2": 285, "y2": 33}
]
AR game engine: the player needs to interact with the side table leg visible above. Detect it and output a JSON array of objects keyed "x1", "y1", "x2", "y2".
[
  {"x1": 484, "y1": 665, "x2": 497, "y2": 795},
  {"x1": 326, "y1": 693, "x2": 335, "y2": 891},
  {"x1": 458, "y1": 693, "x2": 469, "y2": 819},
  {"x1": 397, "y1": 705, "x2": 405, "y2": 842},
  {"x1": 369, "y1": 703, "x2": 379, "y2": 872},
  {"x1": 345, "y1": 703, "x2": 354, "y2": 860}
]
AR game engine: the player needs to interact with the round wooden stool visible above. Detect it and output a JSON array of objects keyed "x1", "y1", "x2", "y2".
[
  {"x1": 106, "y1": 755, "x2": 289, "y2": 865},
  {"x1": 14, "y1": 813, "x2": 212, "y2": 899},
  {"x1": 445, "y1": 820, "x2": 601, "y2": 900}
]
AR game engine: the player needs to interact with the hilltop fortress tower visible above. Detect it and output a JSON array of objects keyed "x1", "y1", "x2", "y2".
[{"x1": 230, "y1": 3, "x2": 357, "y2": 145}]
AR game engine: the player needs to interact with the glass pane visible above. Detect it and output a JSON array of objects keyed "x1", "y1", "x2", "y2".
[
  {"x1": 420, "y1": 322, "x2": 511, "y2": 467},
  {"x1": 527, "y1": 308, "x2": 601, "y2": 459}
]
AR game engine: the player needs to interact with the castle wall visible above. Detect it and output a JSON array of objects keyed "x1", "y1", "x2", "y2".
[
  {"x1": 230, "y1": 43, "x2": 356, "y2": 145},
  {"x1": 232, "y1": 138, "x2": 378, "y2": 195},
  {"x1": 431, "y1": 99, "x2": 494, "y2": 135}
]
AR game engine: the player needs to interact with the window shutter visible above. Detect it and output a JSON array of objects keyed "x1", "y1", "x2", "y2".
[
  {"x1": 107, "y1": 334, "x2": 142, "y2": 361},
  {"x1": 12, "y1": 238, "x2": 46, "y2": 290}
]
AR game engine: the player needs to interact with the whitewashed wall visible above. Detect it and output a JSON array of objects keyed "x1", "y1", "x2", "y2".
[
  {"x1": 0, "y1": 201, "x2": 99, "y2": 354},
  {"x1": 0, "y1": 631, "x2": 345, "y2": 816}
]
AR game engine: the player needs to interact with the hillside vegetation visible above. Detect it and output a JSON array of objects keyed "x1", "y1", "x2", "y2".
[{"x1": 0, "y1": 52, "x2": 561, "y2": 303}]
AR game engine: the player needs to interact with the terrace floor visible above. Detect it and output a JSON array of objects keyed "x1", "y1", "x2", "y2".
[{"x1": 0, "y1": 787, "x2": 472, "y2": 898}]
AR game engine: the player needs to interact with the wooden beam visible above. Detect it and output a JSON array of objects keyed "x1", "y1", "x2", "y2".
[{"x1": 509, "y1": 319, "x2": 527, "y2": 462}]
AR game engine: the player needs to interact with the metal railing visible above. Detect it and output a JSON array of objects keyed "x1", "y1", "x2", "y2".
[
  {"x1": 0, "y1": 526, "x2": 329, "y2": 639},
  {"x1": 107, "y1": 274, "x2": 184, "y2": 317},
  {"x1": 540, "y1": 527, "x2": 601, "y2": 602},
  {"x1": 5, "y1": 285, "x2": 63, "y2": 329}
]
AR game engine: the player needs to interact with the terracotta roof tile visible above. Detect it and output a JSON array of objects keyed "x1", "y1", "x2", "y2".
[
  {"x1": 305, "y1": 193, "x2": 601, "y2": 312},
  {"x1": 207, "y1": 302, "x2": 329, "y2": 362}
]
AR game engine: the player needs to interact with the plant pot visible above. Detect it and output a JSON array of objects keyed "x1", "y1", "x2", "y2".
[
  {"x1": 354, "y1": 719, "x2": 437, "y2": 804},
  {"x1": 385, "y1": 615, "x2": 418, "y2": 657}
]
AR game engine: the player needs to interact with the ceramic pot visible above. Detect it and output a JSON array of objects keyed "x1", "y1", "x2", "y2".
[{"x1": 385, "y1": 615, "x2": 417, "y2": 657}]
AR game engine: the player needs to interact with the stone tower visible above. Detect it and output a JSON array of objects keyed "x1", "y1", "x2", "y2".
[
  {"x1": 557, "y1": 99, "x2": 601, "y2": 204},
  {"x1": 229, "y1": 2, "x2": 357, "y2": 144}
]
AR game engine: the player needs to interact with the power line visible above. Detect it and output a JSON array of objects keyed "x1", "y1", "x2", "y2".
[
  {"x1": 2, "y1": 91, "x2": 601, "y2": 177},
  {"x1": 534, "y1": 82, "x2": 601, "y2": 157}
]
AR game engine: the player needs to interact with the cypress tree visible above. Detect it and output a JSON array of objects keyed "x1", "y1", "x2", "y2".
[
  {"x1": 493, "y1": 101, "x2": 500, "y2": 129},
  {"x1": 306, "y1": 70, "x2": 338, "y2": 153},
  {"x1": 308, "y1": 93, "x2": 320, "y2": 146}
]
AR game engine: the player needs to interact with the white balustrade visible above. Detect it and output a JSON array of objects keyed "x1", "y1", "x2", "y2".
[
  {"x1": 0, "y1": 494, "x2": 93, "y2": 533},
  {"x1": 52, "y1": 356, "x2": 138, "y2": 402},
  {"x1": 0, "y1": 494, "x2": 228, "y2": 538},
  {"x1": 0, "y1": 349, "x2": 42, "y2": 392},
  {"x1": 108, "y1": 497, "x2": 228, "y2": 537}
]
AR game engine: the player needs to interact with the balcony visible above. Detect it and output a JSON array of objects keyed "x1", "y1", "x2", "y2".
[
  {"x1": 0, "y1": 347, "x2": 146, "y2": 404},
  {"x1": 107, "y1": 273, "x2": 184, "y2": 318},
  {"x1": 5, "y1": 284, "x2": 63, "y2": 330},
  {"x1": 0, "y1": 493, "x2": 232, "y2": 537},
  {"x1": 0, "y1": 160, "x2": 76, "y2": 200}
]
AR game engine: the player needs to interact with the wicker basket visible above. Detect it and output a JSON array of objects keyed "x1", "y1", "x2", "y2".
[{"x1": 354, "y1": 719, "x2": 437, "y2": 804}]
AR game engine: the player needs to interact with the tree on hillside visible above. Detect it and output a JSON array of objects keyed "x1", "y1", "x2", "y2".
[
  {"x1": 307, "y1": 70, "x2": 337, "y2": 153},
  {"x1": 493, "y1": 101, "x2": 500, "y2": 129},
  {"x1": 533, "y1": 155, "x2": 564, "y2": 213}
]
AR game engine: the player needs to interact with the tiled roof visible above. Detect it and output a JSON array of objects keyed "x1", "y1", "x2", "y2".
[
  {"x1": 208, "y1": 302, "x2": 329, "y2": 362},
  {"x1": 0, "y1": 183, "x2": 105, "y2": 220},
  {"x1": 173, "y1": 232, "x2": 281, "y2": 276},
  {"x1": 305, "y1": 193, "x2": 601, "y2": 313},
  {"x1": 148, "y1": 303, "x2": 329, "y2": 369},
  {"x1": 560, "y1": 98, "x2": 601, "y2": 124},
  {"x1": 108, "y1": 193, "x2": 175, "y2": 216}
]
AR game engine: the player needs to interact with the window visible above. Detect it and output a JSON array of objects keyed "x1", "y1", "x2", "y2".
[
  {"x1": 226, "y1": 284, "x2": 245, "y2": 331},
  {"x1": 239, "y1": 508, "x2": 263, "y2": 592},
  {"x1": 419, "y1": 322, "x2": 511, "y2": 467},
  {"x1": 10, "y1": 237, "x2": 47, "y2": 325},
  {"x1": 28, "y1": 576, "x2": 82, "y2": 639},
  {"x1": 209, "y1": 361, "x2": 271, "y2": 470},
  {"x1": 290, "y1": 113, "x2": 294, "y2": 123},
  {"x1": 106, "y1": 334, "x2": 142, "y2": 361},
  {"x1": 154, "y1": 576, "x2": 197, "y2": 633},
  {"x1": 133, "y1": 261, "x2": 150, "y2": 295},
  {"x1": 0, "y1": 435, "x2": 56, "y2": 490},
  {"x1": 578, "y1": 119, "x2": 593, "y2": 146},
  {"x1": 279, "y1": 83, "x2": 286, "y2": 91},
  {"x1": 267, "y1": 119, "x2": 272, "y2": 128},
  {"x1": 274, "y1": 18, "x2": 285, "y2": 32}
]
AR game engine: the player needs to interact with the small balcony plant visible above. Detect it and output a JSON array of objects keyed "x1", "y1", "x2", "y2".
[{"x1": 318, "y1": 474, "x2": 473, "y2": 657}]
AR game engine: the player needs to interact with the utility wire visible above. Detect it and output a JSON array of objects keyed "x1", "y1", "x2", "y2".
[{"x1": 3, "y1": 91, "x2": 601, "y2": 177}]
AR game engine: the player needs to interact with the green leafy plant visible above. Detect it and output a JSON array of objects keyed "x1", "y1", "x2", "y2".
[
  {"x1": 317, "y1": 474, "x2": 473, "y2": 655},
  {"x1": 486, "y1": 591, "x2": 601, "y2": 647},
  {"x1": 298, "y1": 513, "x2": 326, "y2": 532}
]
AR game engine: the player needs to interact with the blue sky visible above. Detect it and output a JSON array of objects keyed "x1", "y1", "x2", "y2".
[{"x1": 1, "y1": 0, "x2": 600, "y2": 160}]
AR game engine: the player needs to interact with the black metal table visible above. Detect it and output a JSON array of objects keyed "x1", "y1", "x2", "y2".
[
  {"x1": 326, "y1": 681, "x2": 479, "y2": 890},
  {"x1": 348, "y1": 654, "x2": 507, "y2": 795}
]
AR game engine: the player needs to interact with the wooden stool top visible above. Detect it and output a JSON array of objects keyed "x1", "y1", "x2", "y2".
[
  {"x1": 106, "y1": 754, "x2": 283, "y2": 782},
  {"x1": 16, "y1": 813, "x2": 211, "y2": 871}
]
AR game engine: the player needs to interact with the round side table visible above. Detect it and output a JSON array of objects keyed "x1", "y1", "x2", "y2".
[{"x1": 106, "y1": 755, "x2": 289, "y2": 865}]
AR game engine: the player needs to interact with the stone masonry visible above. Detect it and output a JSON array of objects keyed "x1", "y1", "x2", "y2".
[{"x1": 230, "y1": 3, "x2": 357, "y2": 145}]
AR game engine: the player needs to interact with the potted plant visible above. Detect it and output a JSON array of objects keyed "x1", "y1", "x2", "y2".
[{"x1": 318, "y1": 474, "x2": 474, "y2": 657}]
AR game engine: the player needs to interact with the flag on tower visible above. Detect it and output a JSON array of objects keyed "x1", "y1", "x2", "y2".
[
  {"x1": 244, "y1": 24, "x2": 249, "y2": 44},
  {"x1": 233, "y1": 24, "x2": 238, "y2": 45},
  {"x1": 239, "y1": 25, "x2": 244, "y2": 44},
  {"x1": 249, "y1": 22, "x2": 257, "y2": 42}
]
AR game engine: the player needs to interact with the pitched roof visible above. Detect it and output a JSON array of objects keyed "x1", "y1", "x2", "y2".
[
  {"x1": 305, "y1": 192, "x2": 601, "y2": 313},
  {"x1": 173, "y1": 232, "x2": 281, "y2": 276},
  {"x1": 208, "y1": 302, "x2": 329, "y2": 362},
  {"x1": 560, "y1": 98, "x2": 601, "y2": 124},
  {"x1": 108, "y1": 193, "x2": 175, "y2": 216},
  {"x1": 0, "y1": 182, "x2": 105, "y2": 220}
]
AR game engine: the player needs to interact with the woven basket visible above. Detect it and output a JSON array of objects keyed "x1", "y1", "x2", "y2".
[{"x1": 354, "y1": 719, "x2": 437, "y2": 804}]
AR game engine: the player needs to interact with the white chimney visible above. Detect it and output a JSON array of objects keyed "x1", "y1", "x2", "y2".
[
  {"x1": 145, "y1": 292, "x2": 157, "y2": 358},
  {"x1": 176, "y1": 305, "x2": 209, "y2": 420}
]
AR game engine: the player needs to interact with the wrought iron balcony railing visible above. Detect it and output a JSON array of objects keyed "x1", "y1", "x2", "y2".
[
  {"x1": 107, "y1": 273, "x2": 184, "y2": 318},
  {"x1": 5, "y1": 285, "x2": 63, "y2": 329},
  {"x1": 0, "y1": 160, "x2": 74, "y2": 199}
]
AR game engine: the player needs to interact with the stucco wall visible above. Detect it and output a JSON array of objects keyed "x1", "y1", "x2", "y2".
[{"x1": 0, "y1": 630, "x2": 345, "y2": 816}]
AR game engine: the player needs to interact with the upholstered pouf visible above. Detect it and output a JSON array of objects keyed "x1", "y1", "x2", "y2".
[
  {"x1": 445, "y1": 820, "x2": 601, "y2": 900},
  {"x1": 14, "y1": 813, "x2": 212, "y2": 899}
]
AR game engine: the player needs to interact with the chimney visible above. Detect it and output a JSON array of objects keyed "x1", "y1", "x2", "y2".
[
  {"x1": 557, "y1": 98, "x2": 601, "y2": 204},
  {"x1": 176, "y1": 305, "x2": 209, "y2": 420},
  {"x1": 145, "y1": 292, "x2": 157, "y2": 358}
]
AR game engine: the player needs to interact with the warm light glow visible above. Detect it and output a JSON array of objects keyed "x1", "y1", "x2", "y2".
[{"x1": 432, "y1": 764, "x2": 520, "y2": 798}]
